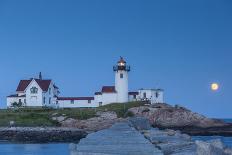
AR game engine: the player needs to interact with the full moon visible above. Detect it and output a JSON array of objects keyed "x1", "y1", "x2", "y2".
[{"x1": 211, "y1": 83, "x2": 219, "y2": 91}]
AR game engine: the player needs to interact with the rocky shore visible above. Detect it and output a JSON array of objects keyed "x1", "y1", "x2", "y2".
[
  {"x1": 0, "y1": 127, "x2": 87, "y2": 143},
  {"x1": 128, "y1": 103, "x2": 232, "y2": 136},
  {"x1": 130, "y1": 117, "x2": 232, "y2": 155}
]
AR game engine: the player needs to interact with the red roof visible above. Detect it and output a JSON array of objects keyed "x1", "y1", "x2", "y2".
[
  {"x1": 102, "y1": 86, "x2": 116, "y2": 93},
  {"x1": 16, "y1": 79, "x2": 51, "y2": 92},
  {"x1": 57, "y1": 97, "x2": 94, "y2": 101},
  {"x1": 129, "y1": 92, "x2": 139, "y2": 95}
]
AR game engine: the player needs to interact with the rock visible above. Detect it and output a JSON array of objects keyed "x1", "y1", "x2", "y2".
[
  {"x1": 210, "y1": 139, "x2": 225, "y2": 150},
  {"x1": 195, "y1": 139, "x2": 232, "y2": 155},
  {"x1": 96, "y1": 111, "x2": 118, "y2": 119},
  {"x1": 62, "y1": 111, "x2": 124, "y2": 131},
  {"x1": 128, "y1": 103, "x2": 232, "y2": 136},
  {"x1": 157, "y1": 141, "x2": 196, "y2": 155},
  {"x1": 129, "y1": 117, "x2": 151, "y2": 131},
  {"x1": 9, "y1": 121, "x2": 15, "y2": 127},
  {"x1": 224, "y1": 148, "x2": 232, "y2": 155},
  {"x1": 52, "y1": 116, "x2": 67, "y2": 122}
]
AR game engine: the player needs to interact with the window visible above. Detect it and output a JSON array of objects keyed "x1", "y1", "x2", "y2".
[
  {"x1": 30, "y1": 87, "x2": 38, "y2": 94},
  {"x1": 133, "y1": 95, "x2": 136, "y2": 99},
  {"x1": 88, "y1": 100, "x2": 91, "y2": 104},
  {"x1": 99, "y1": 102, "x2": 103, "y2": 106},
  {"x1": 19, "y1": 99, "x2": 22, "y2": 103},
  {"x1": 49, "y1": 97, "x2": 51, "y2": 104},
  {"x1": 70, "y1": 100, "x2": 74, "y2": 104},
  {"x1": 43, "y1": 97, "x2": 46, "y2": 104},
  {"x1": 156, "y1": 92, "x2": 159, "y2": 98},
  {"x1": 24, "y1": 99, "x2": 26, "y2": 104},
  {"x1": 120, "y1": 73, "x2": 123, "y2": 78},
  {"x1": 49, "y1": 88, "x2": 51, "y2": 95},
  {"x1": 143, "y1": 92, "x2": 146, "y2": 98}
]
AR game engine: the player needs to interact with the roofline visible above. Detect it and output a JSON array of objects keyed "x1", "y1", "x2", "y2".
[
  {"x1": 57, "y1": 97, "x2": 94, "y2": 101},
  {"x1": 139, "y1": 88, "x2": 164, "y2": 91}
]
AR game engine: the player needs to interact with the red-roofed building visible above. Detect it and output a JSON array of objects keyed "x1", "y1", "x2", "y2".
[{"x1": 7, "y1": 73, "x2": 60, "y2": 108}]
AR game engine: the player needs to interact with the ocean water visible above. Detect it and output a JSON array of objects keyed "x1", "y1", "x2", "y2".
[
  {"x1": 0, "y1": 143, "x2": 70, "y2": 155},
  {"x1": 0, "y1": 119, "x2": 231, "y2": 155}
]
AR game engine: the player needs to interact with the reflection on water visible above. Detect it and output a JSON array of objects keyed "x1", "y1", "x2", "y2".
[{"x1": 0, "y1": 143, "x2": 71, "y2": 155}]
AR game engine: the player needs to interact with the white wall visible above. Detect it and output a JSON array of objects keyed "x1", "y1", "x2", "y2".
[
  {"x1": 7, "y1": 97, "x2": 26, "y2": 108},
  {"x1": 94, "y1": 94, "x2": 102, "y2": 106},
  {"x1": 102, "y1": 93, "x2": 117, "y2": 105},
  {"x1": 58, "y1": 99, "x2": 98, "y2": 108},
  {"x1": 138, "y1": 89, "x2": 164, "y2": 104},
  {"x1": 115, "y1": 70, "x2": 129, "y2": 103},
  {"x1": 128, "y1": 94, "x2": 139, "y2": 102},
  {"x1": 25, "y1": 80, "x2": 43, "y2": 107},
  {"x1": 43, "y1": 82, "x2": 57, "y2": 108},
  {"x1": 151, "y1": 91, "x2": 164, "y2": 104}
]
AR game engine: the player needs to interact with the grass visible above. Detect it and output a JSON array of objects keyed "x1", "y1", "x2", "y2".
[{"x1": 0, "y1": 101, "x2": 147, "y2": 127}]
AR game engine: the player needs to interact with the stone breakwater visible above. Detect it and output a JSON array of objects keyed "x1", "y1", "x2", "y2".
[
  {"x1": 70, "y1": 117, "x2": 232, "y2": 155},
  {"x1": 0, "y1": 127, "x2": 87, "y2": 143}
]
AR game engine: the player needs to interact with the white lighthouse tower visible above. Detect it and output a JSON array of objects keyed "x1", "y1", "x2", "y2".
[{"x1": 113, "y1": 57, "x2": 130, "y2": 103}]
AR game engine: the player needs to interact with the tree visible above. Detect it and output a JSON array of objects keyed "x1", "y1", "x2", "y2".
[{"x1": 12, "y1": 101, "x2": 22, "y2": 108}]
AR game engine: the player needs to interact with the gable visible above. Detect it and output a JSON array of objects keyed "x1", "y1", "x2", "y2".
[{"x1": 16, "y1": 79, "x2": 52, "y2": 92}]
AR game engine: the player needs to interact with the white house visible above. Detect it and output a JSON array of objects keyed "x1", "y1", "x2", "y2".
[
  {"x1": 7, "y1": 57, "x2": 164, "y2": 108},
  {"x1": 7, "y1": 73, "x2": 59, "y2": 108}
]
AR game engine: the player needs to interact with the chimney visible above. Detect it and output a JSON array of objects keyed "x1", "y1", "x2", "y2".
[{"x1": 39, "y1": 72, "x2": 42, "y2": 80}]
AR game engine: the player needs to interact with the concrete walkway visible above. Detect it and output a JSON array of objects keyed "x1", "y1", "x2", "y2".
[{"x1": 74, "y1": 122, "x2": 163, "y2": 155}]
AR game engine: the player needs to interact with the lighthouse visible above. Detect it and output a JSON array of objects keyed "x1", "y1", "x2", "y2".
[{"x1": 113, "y1": 57, "x2": 130, "y2": 103}]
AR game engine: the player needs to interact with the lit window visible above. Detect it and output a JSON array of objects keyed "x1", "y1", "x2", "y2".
[
  {"x1": 120, "y1": 73, "x2": 123, "y2": 78},
  {"x1": 30, "y1": 87, "x2": 38, "y2": 94}
]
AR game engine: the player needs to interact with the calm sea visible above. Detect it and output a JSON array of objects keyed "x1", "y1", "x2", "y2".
[{"x1": 0, "y1": 119, "x2": 231, "y2": 155}]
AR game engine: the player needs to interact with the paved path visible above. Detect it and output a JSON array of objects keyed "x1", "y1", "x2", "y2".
[{"x1": 75, "y1": 122, "x2": 163, "y2": 155}]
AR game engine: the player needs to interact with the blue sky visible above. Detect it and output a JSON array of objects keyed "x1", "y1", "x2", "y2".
[{"x1": 0, "y1": 0, "x2": 232, "y2": 118}]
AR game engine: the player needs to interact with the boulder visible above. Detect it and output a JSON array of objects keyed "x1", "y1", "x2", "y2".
[
  {"x1": 195, "y1": 139, "x2": 232, "y2": 155},
  {"x1": 61, "y1": 111, "x2": 124, "y2": 131},
  {"x1": 128, "y1": 117, "x2": 151, "y2": 131}
]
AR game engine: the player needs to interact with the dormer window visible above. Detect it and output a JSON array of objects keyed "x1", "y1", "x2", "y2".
[{"x1": 30, "y1": 87, "x2": 38, "y2": 94}]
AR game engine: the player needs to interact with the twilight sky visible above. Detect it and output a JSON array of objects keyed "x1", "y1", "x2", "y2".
[{"x1": 0, "y1": 0, "x2": 232, "y2": 118}]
